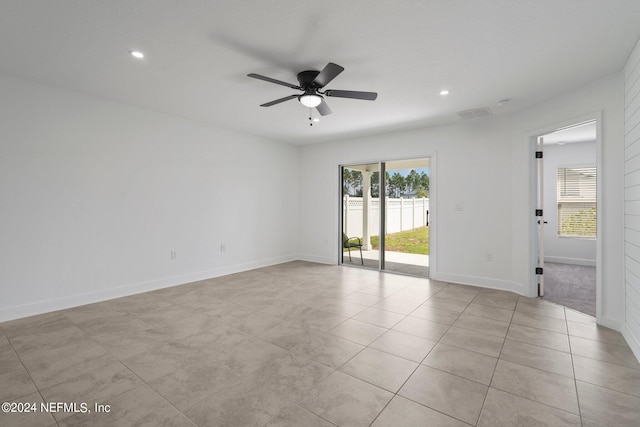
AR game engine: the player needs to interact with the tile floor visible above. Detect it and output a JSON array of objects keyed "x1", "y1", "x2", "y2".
[{"x1": 1, "y1": 261, "x2": 639, "y2": 426}]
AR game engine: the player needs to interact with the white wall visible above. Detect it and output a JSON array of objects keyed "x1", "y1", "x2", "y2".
[
  {"x1": 543, "y1": 141, "x2": 597, "y2": 266},
  {"x1": 623, "y1": 37, "x2": 640, "y2": 362},
  {"x1": 298, "y1": 72, "x2": 625, "y2": 329},
  {"x1": 299, "y1": 118, "x2": 517, "y2": 291},
  {"x1": 0, "y1": 73, "x2": 299, "y2": 321}
]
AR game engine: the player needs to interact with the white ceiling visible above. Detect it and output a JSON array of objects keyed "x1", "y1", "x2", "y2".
[{"x1": 2, "y1": 1, "x2": 640, "y2": 145}]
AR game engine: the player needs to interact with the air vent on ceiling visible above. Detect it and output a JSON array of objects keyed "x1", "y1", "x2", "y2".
[{"x1": 457, "y1": 107, "x2": 493, "y2": 120}]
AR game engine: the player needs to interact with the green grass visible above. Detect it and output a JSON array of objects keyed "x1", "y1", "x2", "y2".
[{"x1": 370, "y1": 226, "x2": 429, "y2": 255}]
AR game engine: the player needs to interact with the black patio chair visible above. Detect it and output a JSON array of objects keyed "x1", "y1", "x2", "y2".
[{"x1": 343, "y1": 233, "x2": 363, "y2": 265}]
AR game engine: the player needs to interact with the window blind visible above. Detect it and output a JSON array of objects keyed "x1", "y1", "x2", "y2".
[{"x1": 557, "y1": 167, "x2": 596, "y2": 238}]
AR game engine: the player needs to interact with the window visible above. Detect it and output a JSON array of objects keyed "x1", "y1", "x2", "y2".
[{"x1": 557, "y1": 166, "x2": 596, "y2": 238}]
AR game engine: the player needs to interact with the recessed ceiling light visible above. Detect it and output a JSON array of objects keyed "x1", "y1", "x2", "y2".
[
  {"x1": 313, "y1": 118, "x2": 320, "y2": 123},
  {"x1": 129, "y1": 51, "x2": 144, "y2": 59},
  {"x1": 439, "y1": 90, "x2": 450, "y2": 96}
]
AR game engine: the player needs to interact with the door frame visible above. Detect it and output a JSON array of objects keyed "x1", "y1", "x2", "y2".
[
  {"x1": 338, "y1": 153, "x2": 437, "y2": 277},
  {"x1": 528, "y1": 112, "x2": 602, "y2": 319}
]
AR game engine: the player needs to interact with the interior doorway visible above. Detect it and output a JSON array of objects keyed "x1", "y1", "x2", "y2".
[
  {"x1": 340, "y1": 158, "x2": 431, "y2": 278},
  {"x1": 534, "y1": 120, "x2": 598, "y2": 316}
]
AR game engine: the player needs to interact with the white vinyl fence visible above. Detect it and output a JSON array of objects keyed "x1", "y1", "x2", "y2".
[{"x1": 343, "y1": 196, "x2": 429, "y2": 238}]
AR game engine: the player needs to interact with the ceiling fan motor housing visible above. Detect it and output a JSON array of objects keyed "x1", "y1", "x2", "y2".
[{"x1": 297, "y1": 70, "x2": 322, "y2": 89}]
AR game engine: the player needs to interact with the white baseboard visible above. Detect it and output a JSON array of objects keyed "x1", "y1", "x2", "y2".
[
  {"x1": 622, "y1": 323, "x2": 640, "y2": 364},
  {"x1": 0, "y1": 254, "x2": 297, "y2": 322},
  {"x1": 597, "y1": 316, "x2": 622, "y2": 331},
  {"x1": 432, "y1": 272, "x2": 528, "y2": 297},
  {"x1": 296, "y1": 253, "x2": 336, "y2": 265},
  {"x1": 544, "y1": 256, "x2": 596, "y2": 267}
]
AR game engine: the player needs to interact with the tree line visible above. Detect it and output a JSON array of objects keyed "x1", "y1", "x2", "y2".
[{"x1": 343, "y1": 169, "x2": 429, "y2": 198}]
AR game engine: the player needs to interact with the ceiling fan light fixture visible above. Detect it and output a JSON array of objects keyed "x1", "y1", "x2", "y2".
[{"x1": 299, "y1": 94, "x2": 322, "y2": 108}]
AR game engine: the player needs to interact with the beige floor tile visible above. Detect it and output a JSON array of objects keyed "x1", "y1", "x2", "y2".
[
  {"x1": 0, "y1": 392, "x2": 56, "y2": 427},
  {"x1": 423, "y1": 343, "x2": 498, "y2": 385},
  {"x1": 436, "y1": 287, "x2": 479, "y2": 303},
  {"x1": 182, "y1": 323, "x2": 248, "y2": 357},
  {"x1": 491, "y1": 360, "x2": 579, "y2": 414},
  {"x1": 453, "y1": 313, "x2": 509, "y2": 338},
  {"x1": 408, "y1": 304, "x2": 460, "y2": 325},
  {"x1": 399, "y1": 365, "x2": 487, "y2": 425},
  {"x1": 573, "y1": 355, "x2": 640, "y2": 396},
  {"x1": 0, "y1": 345, "x2": 23, "y2": 373},
  {"x1": 0, "y1": 367, "x2": 37, "y2": 402},
  {"x1": 18, "y1": 333, "x2": 116, "y2": 390},
  {"x1": 580, "y1": 417, "x2": 609, "y2": 427},
  {"x1": 58, "y1": 384, "x2": 196, "y2": 427},
  {"x1": 511, "y1": 311, "x2": 568, "y2": 334},
  {"x1": 294, "y1": 310, "x2": 348, "y2": 332},
  {"x1": 301, "y1": 370, "x2": 393, "y2": 427},
  {"x1": 70, "y1": 312, "x2": 153, "y2": 340},
  {"x1": 1, "y1": 312, "x2": 69, "y2": 339},
  {"x1": 478, "y1": 387, "x2": 581, "y2": 427},
  {"x1": 471, "y1": 294, "x2": 518, "y2": 310},
  {"x1": 122, "y1": 341, "x2": 209, "y2": 383},
  {"x1": 148, "y1": 359, "x2": 243, "y2": 412},
  {"x1": 369, "y1": 330, "x2": 437, "y2": 362},
  {"x1": 440, "y1": 326, "x2": 504, "y2": 358},
  {"x1": 565, "y1": 308, "x2": 596, "y2": 324},
  {"x1": 93, "y1": 326, "x2": 175, "y2": 359},
  {"x1": 506, "y1": 323, "x2": 570, "y2": 352},
  {"x1": 265, "y1": 402, "x2": 337, "y2": 427},
  {"x1": 577, "y1": 380, "x2": 640, "y2": 426},
  {"x1": 372, "y1": 395, "x2": 471, "y2": 427},
  {"x1": 316, "y1": 299, "x2": 368, "y2": 317},
  {"x1": 391, "y1": 316, "x2": 450, "y2": 341},
  {"x1": 500, "y1": 339, "x2": 574, "y2": 377},
  {"x1": 372, "y1": 298, "x2": 423, "y2": 315},
  {"x1": 7, "y1": 318, "x2": 86, "y2": 354},
  {"x1": 252, "y1": 352, "x2": 334, "y2": 403},
  {"x1": 328, "y1": 319, "x2": 387, "y2": 346},
  {"x1": 340, "y1": 347, "x2": 418, "y2": 392},
  {"x1": 351, "y1": 307, "x2": 405, "y2": 329},
  {"x1": 422, "y1": 296, "x2": 470, "y2": 313},
  {"x1": 463, "y1": 302, "x2": 513, "y2": 322},
  {"x1": 341, "y1": 291, "x2": 384, "y2": 306},
  {"x1": 3, "y1": 262, "x2": 639, "y2": 426},
  {"x1": 516, "y1": 299, "x2": 566, "y2": 319},
  {"x1": 569, "y1": 335, "x2": 640, "y2": 369},
  {"x1": 567, "y1": 321, "x2": 627, "y2": 346},
  {"x1": 264, "y1": 323, "x2": 364, "y2": 369},
  {"x1": 40, "y1": 360, "x2": 143, "y2": 422},
  {"x1": 477, "y1": 288, "x2": 520, "y2": 301},
  {"x1": 216, "y1": 335, "x2": 290, "y2": 376}
]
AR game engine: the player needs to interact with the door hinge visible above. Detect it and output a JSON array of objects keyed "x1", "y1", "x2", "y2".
[
  {"x1": 535, "y1": 151, "x2": 543, "y2": 158},
  {"x1": 535, "y1": 209, "x2": 543, "y2": 217},
  {"x1": 536, "y1": 267, "x2": 543, "y2": 275}
]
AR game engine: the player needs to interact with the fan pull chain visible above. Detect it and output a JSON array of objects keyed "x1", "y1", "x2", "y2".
[{"x1": 309, "y1": 108, "x2": 313, "y2": 126}]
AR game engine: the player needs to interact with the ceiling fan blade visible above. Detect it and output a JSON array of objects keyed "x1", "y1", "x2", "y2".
[
  {"x1": 248, "y1": 73, "x2": 300, "y2": 89},
  {"x1": 312, "y1": 63, "x2": 344, "y2": 88},
  {"x1": 260, "y1": 95, "x2": 298, "y2": 107},
  {"x1": 316, "y1": 99, "x2": 332, "y2": 116},
  {"x1": 325, "y1": 90, "x2": 377, "y2": 101}
]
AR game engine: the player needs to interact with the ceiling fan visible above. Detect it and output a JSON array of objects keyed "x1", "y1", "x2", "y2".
[{"x1": 247, "y1": 62, "x2": 377, "y2": 116}]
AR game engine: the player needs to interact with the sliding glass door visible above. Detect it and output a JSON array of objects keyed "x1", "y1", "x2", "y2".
[{"x1": 341, "y1": 158, "x2": 430, "y2": 277}]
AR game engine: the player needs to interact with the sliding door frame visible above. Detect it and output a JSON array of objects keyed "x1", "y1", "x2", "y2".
[{"x1": 338, "y1": 154, "x2": 437, "y2": 278}]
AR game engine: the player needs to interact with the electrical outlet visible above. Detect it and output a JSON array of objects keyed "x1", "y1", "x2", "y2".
[
  {"x1": 455, "y1": 202, "x2": 464, "y2": 212},
  {"x1": 486, "y1": 251, "x2": 493, "y2": 262},
  {"x1": 170, "y1": 250, "x2": 177, "y2": 260},
  {"x1": 220, "y1": 243, "x2": 226, "y2": 253}
]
